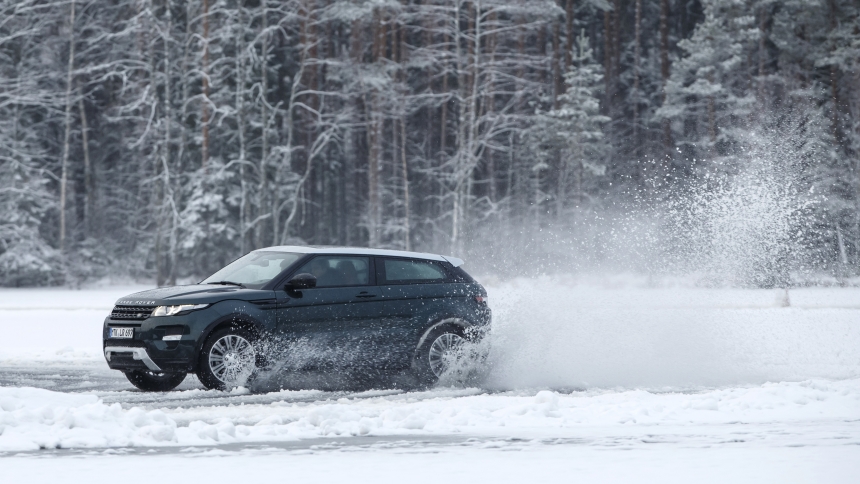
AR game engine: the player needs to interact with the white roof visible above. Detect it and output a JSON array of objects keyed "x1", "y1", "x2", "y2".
[{"x1": 258, "y1": 246, "x2": 464, "y2": 267}]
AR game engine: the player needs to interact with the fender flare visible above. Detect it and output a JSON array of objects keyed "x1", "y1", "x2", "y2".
[
  {"x1": 414, "y1": 317, "x2": 470, "y2": 351},
  {"x1": 195, "y1": 312, "x2": 266, "y2": 358}
]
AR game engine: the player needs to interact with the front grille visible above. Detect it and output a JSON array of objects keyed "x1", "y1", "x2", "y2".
[{"x1": 110, "y1": 305, "x2": 155, "y2": 321}]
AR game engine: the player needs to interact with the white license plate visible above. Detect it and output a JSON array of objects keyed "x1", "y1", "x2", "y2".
[{"x1": 109, "y1": 327, "x2": 134, "y2": 339}]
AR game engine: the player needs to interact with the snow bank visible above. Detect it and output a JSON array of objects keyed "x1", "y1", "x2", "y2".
[
  {"x1": 2, "y1": 379, "x2": 859, "y2": 452},
  {"x1": 167, "y1": 379, "x2": 860, "y2": 443},
  {"x1": 0, "y1": 387, "x2": 175, "y2": 451}
]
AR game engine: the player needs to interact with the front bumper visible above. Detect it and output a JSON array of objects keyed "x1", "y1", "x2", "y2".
[{"x1": 102, "y1": 312, "x2": 210, "y2": 373}]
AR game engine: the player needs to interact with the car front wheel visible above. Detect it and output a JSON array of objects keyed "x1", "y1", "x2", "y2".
[
  {"x1": 124, "y1": 370, "x2": 186, "y2": 392},
  {"x1": 197, "y1": 327, "x2": 258, "y2": 390}
]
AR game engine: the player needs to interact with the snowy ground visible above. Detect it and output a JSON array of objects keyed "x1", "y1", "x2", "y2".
[{"x1": 1, "y1": 278, "x2": 859, "y2": 482}]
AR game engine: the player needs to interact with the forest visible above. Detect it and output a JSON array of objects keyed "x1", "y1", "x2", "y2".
[{"x1": 0, "y1": 0, "x2": 858, "y2": 286}]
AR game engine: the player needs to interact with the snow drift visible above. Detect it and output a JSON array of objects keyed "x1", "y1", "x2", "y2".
[{"x1": 0, "y1": 387, "x2": 175, "y2": 451}]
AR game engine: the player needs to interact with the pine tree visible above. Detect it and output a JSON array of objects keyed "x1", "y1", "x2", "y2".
[
  {"x1": 657, "y1": 0, "x2": 758, "y2": 175},
  {"x1": 770, "y1": 0, "x2": 860, "y2": 271},
  {"x1": 530, "y1": 30, "x2": 610, "y2": 220},
  {"x1": 0, "y1": 154, "x2": 60, "y2": 286}
]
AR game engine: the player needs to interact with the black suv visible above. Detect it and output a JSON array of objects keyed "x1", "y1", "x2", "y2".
[{"x1": 103, "y1": 247, "x2": 490, "y2": 391}]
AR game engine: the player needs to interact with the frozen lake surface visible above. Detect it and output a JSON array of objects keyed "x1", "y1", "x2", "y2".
[{"x1": 1, "y1": 279, "x2": 859, "y2": 482}]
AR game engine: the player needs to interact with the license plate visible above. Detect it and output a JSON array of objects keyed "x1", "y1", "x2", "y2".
[{"x1": 109, "y1": 327, "x2": 134, "y2": 339}]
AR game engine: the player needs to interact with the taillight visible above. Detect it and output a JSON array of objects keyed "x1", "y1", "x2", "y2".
[{"x1": 475, "y1": 296, "x2": 487, "y2": 304}]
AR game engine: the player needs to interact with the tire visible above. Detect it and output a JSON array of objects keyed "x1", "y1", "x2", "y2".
[
  {"x1": 411, "y1": 325, "x2": 469, "y2": 386},
  {"x1": 197, "y1": 326, "x2": 258, "y2": 390},
  {"x1": 124, "y1": 370, "x2": 186, "y2": 392}
]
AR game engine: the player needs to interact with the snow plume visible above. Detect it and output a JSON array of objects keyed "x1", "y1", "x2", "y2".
[
  {"x1": 670, "y1": 168, "x2": 801, "y2": 287},
  {"x1": 467, "y1": 120, "x2": 858, "y2": 391},
  {"x1": 479, "y1": 280, "x2": 860, "y2": 390},
  {"x1": 663, "y1": 121, "x2": 819, "y2": 287},
  {"x1": 468, "y1": 116, "x2": 826, "y2": 287}
]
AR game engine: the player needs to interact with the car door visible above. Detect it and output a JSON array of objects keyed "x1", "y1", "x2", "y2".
[
  {"x1": 275, "y1": 255, "x2": 382, "y2": 371},
  {"x1": 375, "y1": 257, "x2": 453, "y2": 368}
]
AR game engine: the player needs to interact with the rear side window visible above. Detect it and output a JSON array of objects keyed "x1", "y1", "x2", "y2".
[
  {"x1": 448, "y1": 265, "x2": 476, "y2": 283},
  {"x1": 381, "y1": 259, "x2": 448, "y2": 284}
]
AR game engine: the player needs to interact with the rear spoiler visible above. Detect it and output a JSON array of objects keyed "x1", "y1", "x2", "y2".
[{"x1": 441, "y1": 255, "x2": 464, "y2": 267}]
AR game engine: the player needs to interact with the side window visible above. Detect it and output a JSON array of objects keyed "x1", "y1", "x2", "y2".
[
  {"x1": 295, "y1": 256, "x2": 371, "y2": 288},
  {"x1": 381, "y1": 259, "x2": 448, "y2": 284}
]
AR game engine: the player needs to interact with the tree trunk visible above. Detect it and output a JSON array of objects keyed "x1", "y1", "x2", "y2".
[
  {"x1": 552, "y1": 12, "x2": 562, "y2": 108},
  {"x1": 452, "y1": 1, "x2": 466, "y2": 252},
  {"x1": 708, "y1": 97, "x2": 716, "y2": 145},
  {"x1": 452, "y1": 0, "x2": 482, "y2": 253},
  {"x1": 565, "y1": 0, "x2": 575, "y2": 69},
  {"x1": 440, "y1": 31, "x2": 449, "y2": 159},
  {"x1": 366, "y1": 8, "x2": 384, "y2": 247},
  {"x1": 165, "y1": 0, "x2": 178, "y2": 285},
  {"x1": 59, "y1": 0, "x2": 76, "y2": 252},
  {"x1": 201, "y1": 0, "x2": 211, "y2": 170},
  {"x1": 603, "y1": 9, "x2": 613, "y2": 112},
  {"x1": 612, "y1": 0, "x2": 620, "y2": 95},
  {"x1": 398, "y1": 18, "x2": 411, "y2": 251},
  {"x1": 826, "y1": 0, "x2": 843, "y2": 146},
  {"x1": 260, "y1": 0, "x2": 270, "y2": 247},
  {"x1": 485, "y1": 10, "x2": 498, "y2": 203},
  {"x1": 276, "y1": 53, "x2": 307, "y2": 244},
  {"x1": 236, "y1": 2, "x2": 248, "y2": 254},
  {"x1": 757, "y1": 4, "x2": 768, "y2": 109},
  {"x1": 633, "y1": 0, "x2": 641, "y2": 164},
  {"x1": 78, "y1": 95, "x2": 93, "y2": 237},
  {"x1": 836, "y1": 223, "x2": 848, "y2": 284},
  {"x1": 177, "y1": 0, "x2": 193, "y2": 176},
  {"x1": 556, "y1": 153, "x2": 567, "y2": 221},
  {"x1": 660, "y1": 0, "x2": 672, "y2": 159},
  {"x1": 463, "y1": 0, "x2": 482, "y2": 248}
]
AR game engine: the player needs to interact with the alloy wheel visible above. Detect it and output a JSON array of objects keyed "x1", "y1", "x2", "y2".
[
  {"x1": 427, "y1": 333, "x2": 466, "y2": 377},
  {"x1": 208, "y1": 334, "x2": 256, "y2": 385}
]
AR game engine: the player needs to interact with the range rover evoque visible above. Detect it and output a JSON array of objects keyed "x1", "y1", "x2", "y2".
[{"x1": 103, "y1": 247, "x2": 490, "y2": 392}]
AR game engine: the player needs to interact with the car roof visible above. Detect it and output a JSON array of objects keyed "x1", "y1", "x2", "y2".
[{"x1": 257, "y1": 246, "x2": 465, "y2": 267}]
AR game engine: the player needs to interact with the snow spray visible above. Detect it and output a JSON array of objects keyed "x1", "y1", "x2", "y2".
[{"x1": 467, "y1": 119, "x2": 860, "y2": 390}]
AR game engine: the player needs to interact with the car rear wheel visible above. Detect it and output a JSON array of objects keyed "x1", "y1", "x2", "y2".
[
  {"x1": 124, "y1": 370, "x2": 186, "y2": 392},
  {"x1": 412, "y1": 325, "x2": 468, "y2": 386},
  {"x1": 197, "y1": 327, "x2": 258, "y2": 390}
]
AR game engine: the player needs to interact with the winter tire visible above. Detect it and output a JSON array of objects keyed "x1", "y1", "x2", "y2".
[
  {"x1": 197, "y1": 326, "x2": 258, "y2": 390},
  {"x1": 124, "y1": 370, "x2": 186, "y2": 392},
  {"x1": 412, "y1": 325, "x2": 468, "y2": 386}
]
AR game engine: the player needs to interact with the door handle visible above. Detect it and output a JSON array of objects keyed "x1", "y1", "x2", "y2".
[{"x1": 355, "y1": 292, "x2": 377, "y2": 298}]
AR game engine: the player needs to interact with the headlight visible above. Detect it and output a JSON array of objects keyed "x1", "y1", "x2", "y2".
[{"x1": 151, "y1": 304, "x2": 209, "y2": 317}]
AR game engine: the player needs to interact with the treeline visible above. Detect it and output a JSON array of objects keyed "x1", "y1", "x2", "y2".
[{"x1": 0, "y1": 0, "x2": 858, "y2": 286}]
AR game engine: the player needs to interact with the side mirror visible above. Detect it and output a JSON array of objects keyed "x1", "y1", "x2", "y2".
[{"x1": 286, "y1": 273, "x2": 317, "y2": 290}]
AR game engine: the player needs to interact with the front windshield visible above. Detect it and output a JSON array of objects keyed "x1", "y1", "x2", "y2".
[{"x1": 201, "y1": 251, "x2": 302, "y2": 289}]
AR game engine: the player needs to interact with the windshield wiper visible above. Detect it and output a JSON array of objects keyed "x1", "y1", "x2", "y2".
[{"x1": 205, "y1": 281, "x2": 246, "y2": 288}]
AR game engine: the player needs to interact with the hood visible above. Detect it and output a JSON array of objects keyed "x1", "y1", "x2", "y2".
[{"x1": 115, "y1": 285, "x2": 273, "y2": 306}]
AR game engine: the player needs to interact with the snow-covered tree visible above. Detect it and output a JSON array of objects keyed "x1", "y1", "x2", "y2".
[
  {"x1": 657, "y1": 0, "x2": 759, "y2": 175},
  {"x1": 530, "y1": 30, "x2": 609, "y2": 220},
  {"x1": 0, "y1": 0, "x2": 859, "y2": 285}
]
